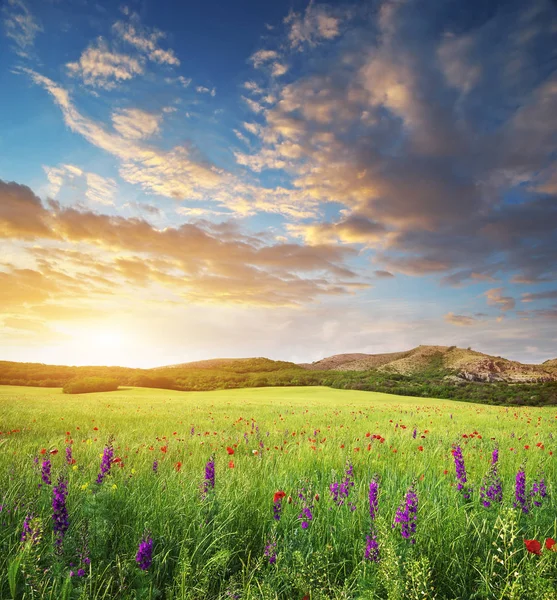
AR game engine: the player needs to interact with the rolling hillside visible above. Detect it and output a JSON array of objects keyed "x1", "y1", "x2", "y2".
[{"x1": 298, "y1": 345, "x2": 557, "y2": 383}]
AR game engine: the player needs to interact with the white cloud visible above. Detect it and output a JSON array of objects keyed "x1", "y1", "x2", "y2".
[
  {"x1": 44, "y1": 164, "x2": 117, "y2": 206},
  {"x1": 2, "y1": 0, "x2": 42, "y2": 57},
  {"x1": 112, "y1": 108, "x2": 161, "y2": 140}
]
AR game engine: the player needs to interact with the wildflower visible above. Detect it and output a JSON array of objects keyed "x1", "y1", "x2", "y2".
[
  {"x1": 369, "y1": 476, "x2": 379, "y2": 521},
  {"x1": 96, "y1": 443, "x2": 114, "y2": 485},
  {"x1": 412, "y1": 427, "x2": 417, "y2": 439},
  {"x1": 545, "y1": 538, "x2": 556, "y2": 551},
  {"x1": 228, "y1": 460, "x2": 235, "y2": 468},
  {"x1": 264, "y1": 537, "x2": 277, "y2": 565},
  {"x1": 524, "y1": 539, "x2": 542, "y2": 555},
  {"x1": 175, "y1": 461, "x2": 182, "y2": 472},
  {"x1": 52, "y1": 476, "x2": 69, "y2": 548},
  {"x1": 330, "y1": 461, "x2": 355, "y2": 507},
  {"x1": 65, "y1": 446, "x2": 73, "y2": 465},
  {"x1": 273, "y1": 490, "x2": 286, "y2": 521},
  {"x1": 513, "y1": 468, "x2": 529, "y2": 514},
  {"x1": 152, "y1": 460, "x2": 158, "y2": 473},
  {"x1": 530, "y1": 475, "x2": 547, "y2": 508},
  {"x1": 297, "y1": 488, "x2": 314, "y2": 529},
  {"x1": 21, "y1": 513, "x2": 41, "y2": 544},
  {"x1": 201, "y1": 455, "x2": 215, "y2": 499},
  {"x1": 452, "y1": 445, "x2": 471, "y2": 500},
  {"x1": 365, "y1": 528, "x2": 380, "y2": 562},
  {"x1": 226, "y1": 447, "x2": 234, "y2": 455},
  {"x1": 136, "y1": 535, "x2": 153, "y2": 571},
  {"x1": 393, "y1": 482, "x2": 418, "y2": 544},
  {"x1": 41, "y1": 459, "x2": 52, "y2": 486},
  {"x1": 491, "y1": 446, "x2": 499, "y2": 465},
  {"x1": 480, "y1": 463, "x2": 503, "y2": 508}
]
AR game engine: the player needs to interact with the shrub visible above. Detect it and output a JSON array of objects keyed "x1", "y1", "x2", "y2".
[{"x1": 62, "y1": 377, "x2": 119, "y2": 394}]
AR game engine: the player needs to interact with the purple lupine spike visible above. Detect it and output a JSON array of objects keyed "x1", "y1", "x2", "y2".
[
  {"x1": 452, "y1": 445, "x2": 471, "y2": 499},
  {"x1": 369, "y1": 476, "x2": 379, "y2": 521},
  {"x1": 152, "y1": 460, "x2": 158, "y2": 473},
  {"x1": 513, "y1": 468, "x2": 528, "y2": 514},
  {"x1": 330, "y1": 462, "x2": 355, "y2": 507},
  {"x1": 96, "y1": 443, "x2": 114, "y2": 484},
  {"x1": 135, "y1": 535, "x2": 153, "y2": 571},
  {"x1": 65, "y1": 446, "x2": 73, "y2": 465},
  {"x1": 21, "y1": 512, "x2": 35, "y2": 543},
  {"x1": 412, "y1": 428, "x2": 417, "y2": 439},
  {"x1": 41, "y1": 459, "x2": 52, "y2": 486},
  {"x1": 297, "y1": 488, "x2": 314, "y2": 529},
  {"x1": 364, "y1": 528, "x2": 380, "y2": 562},
  {"x1": 52, "y1": 476, "x2": 69, "y2": 548},
  {"x1": 491, "y1": 446, "x2": 499, "y2": 465},
  {"x1": 480, "y1": 463, "x2": 503, "y2": 508},
  {"x1": 530, "y1": 475, "x2": 547, "y2": 508},
  {"x1": 201, "y1": 455, "x2": 215, "y2": 499},
  {"x1": 392, "y1": 482, "x2": 418, "y2": 544}
]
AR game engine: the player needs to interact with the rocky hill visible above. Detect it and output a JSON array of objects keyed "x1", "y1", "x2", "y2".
[{"x1": 298, "y1": 345, "x2": 557, "y2": 383}]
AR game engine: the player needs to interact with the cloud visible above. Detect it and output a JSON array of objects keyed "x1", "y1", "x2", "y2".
[
  {"x1": 522, "y1": 289, "x2": 557, "y2": 302},
  {"x1": 285, "y1": 2, "x2": 346, "y2": 49},
  {"x1": 66, "y1": 38, "x2": 144, "y2": 89},
  {"x1": 288, "y1": 215, "x2": 386, "y2": 245},
  {"x1": 250, "y1": 49, "x2": 279, "y2": 68},
  {"x1": 111, "y1": 108, "x2": 161, "y2": 139},
  {"x1": 484, "y1": 288, "x2": 516, "y2": 312},
  {"x1": 44, "y1": 165, "x2": 117, "y2": 206},
  {"x1": 195, "y1": 86, "x2": 216, "y2": 96},
  {"x1": 236, "y1": 0, "x2": 557, "y2": 287},
  {"x1": 0, "y1": 178, "x2": 367, "y2": 309},
  {"x1": 2, "y1": 0, "x2": 42, "y2": 57},
  {"x1": 67, "y1": 13, "x2": 181, "y2": 89},
  {"x1": 374, "y1": 270, "x2": 394, "y2": 278},
  {"x1": 112, "y1": 17, "x2": 180, "y2": 66},
  {"x1": 444, "y1": 312, "x2": 478, "y2": 327}
]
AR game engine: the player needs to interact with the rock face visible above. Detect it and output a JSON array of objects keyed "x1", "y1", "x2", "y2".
[{"x1": 298, "y1": 345, "x2": 557, "y2": 383}]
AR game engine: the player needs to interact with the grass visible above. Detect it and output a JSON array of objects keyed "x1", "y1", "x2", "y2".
[{"x1": 0, "y1": 385, "x2": 556, "y2": 599}]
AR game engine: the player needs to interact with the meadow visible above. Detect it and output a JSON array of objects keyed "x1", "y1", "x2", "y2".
[{"x1": 0, "y1": 385, "x2": 556, "y2": 599}]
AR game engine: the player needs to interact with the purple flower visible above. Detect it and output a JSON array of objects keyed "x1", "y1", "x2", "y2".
[
  {"x1": 136, "y1": 535, "x2": 153, "y2": 571},
  {"x1": 297, "y1": 488, "x2": 314, "y2": 529},
  {"x1": 365, "y1": 528, "x2": 380, "y2": 562},
  {"x1": 530, "y1": 475, "x2": 547, "y2": 508},
  {"x1": 369, "y1": 476, "x2": 379, "y2": 521},
  {"x1": 491, "y1": 446, "x2": 499, "y2": 465},
  {"x1": 201, "y1": 455, "x2": 215, "y2": 499},
  {"x1": 52, "y1": 476, "x2": 69, "y2": 547},
  {"x1": 41, "y1": 459, "x2": 52, "y2": 486},
  {"x1": 65, "y1": 446, "x2": 73, "y2": 465},
  {"x1": 452, "y1": 445, "x2": 471, "y2": 500},
  {"x1": 480, "y1": 464, "x2": 503, "y2": 508},
  {"x1": 96, "y1": 443, "x2": 114, "y2": 485},
  {"x1": 264, "y1": 538, "x2": 277, "y2": 565},
  {"x1": 513, "y1": 468, "x2": 529, "y2": 514},
  {"x1": 273, "y1": 501, "x2": 282, "y2": 521},
  {"x1": 152, "y1": 460, "x2": 158, "y2": 474},
  {"x1": 330, "y1": 462, "x2": 355, "y2": 507},
  {"x1": 412, "y1": 428, "x2": 417, "y2": 439},
  {"x1": 21, "y1": 512, "x2": 39, "y2": 544},
  {"x1": 393, "y1": 482, "x2": 418, "y2": 544}
]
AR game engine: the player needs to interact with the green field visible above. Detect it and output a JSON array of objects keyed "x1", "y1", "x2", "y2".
[{"x1": 0, "y1": 385, "x2": 556, "y2": 599}]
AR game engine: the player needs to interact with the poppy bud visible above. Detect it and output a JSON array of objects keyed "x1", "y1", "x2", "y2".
[
  {"x1": 287, "y1": 495, "x2": 293, "y2": 504},
  {"x1": 314, "y1": 493, "x2": 320, "y2": 501}
]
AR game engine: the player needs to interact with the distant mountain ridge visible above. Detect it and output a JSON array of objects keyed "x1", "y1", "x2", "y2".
[{"x1": 297, "y1": 344, "x2": 557, "y2": 383}]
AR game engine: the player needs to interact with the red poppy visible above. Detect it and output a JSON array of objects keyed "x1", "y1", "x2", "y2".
[
  {"x1": 40, "y1": 448, "x2": 47, "y2": 455},
  {"x1": 524, "y1": 539, "x2": 542, "y2": 555},
  {"x1": 274, "y1": 490, "x2": 286, "y2": 503},
  {"x1": 226, "y1": 446, "x2": 234, "y2": 455},
  {"x1": 417, "y1": 446, "x2": 424, "y2": 452},
  {"x1": 545, "y1": 538, "x2": 556, "y2": 551},
  {"x1": 160, "y1": 446, "x2": 167, "y2": 453},
  {"x1": 93, "y1": 427, "x2": 98, "y2": 431},
  {"x1": 175, "y1": 461, "x2": 182, "y2": 472},
  {"x1": 49, "y1": 449, "x2": 58, "y2": 455},
  {"x1": 228, "y1": 460, "x2": 235, "y2": 468}
]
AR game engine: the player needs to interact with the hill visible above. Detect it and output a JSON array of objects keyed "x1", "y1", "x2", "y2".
[{"x1": 298, "y1": 345, "x2": 557, "y2": 383}]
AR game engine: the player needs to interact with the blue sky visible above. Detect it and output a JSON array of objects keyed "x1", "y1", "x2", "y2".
[{"x1": 1, "y1": 0, "x2": 557, "y2": 367}]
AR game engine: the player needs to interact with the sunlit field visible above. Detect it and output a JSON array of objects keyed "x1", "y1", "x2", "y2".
[{"x1": 1, "y1": 385, "x2": 556, "y2": 599}]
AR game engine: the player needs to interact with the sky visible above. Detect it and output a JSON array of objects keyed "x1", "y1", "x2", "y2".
[{"x1": 1, "y1": 0, "x2": 557, "y2": 368}]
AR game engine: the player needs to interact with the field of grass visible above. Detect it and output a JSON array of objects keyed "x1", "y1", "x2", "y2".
[{"x1": 0, "y1": 385, "x2": 556, "y2": 599}]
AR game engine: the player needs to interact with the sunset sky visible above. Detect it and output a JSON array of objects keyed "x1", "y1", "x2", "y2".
[{"x1": 1, "y1": 0, "x2": 557, "y2": 368}]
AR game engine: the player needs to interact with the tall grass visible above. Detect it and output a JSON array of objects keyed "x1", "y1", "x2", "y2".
[{"x1": 0, "y1": 385, "x2": 555, "y2": 599}]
